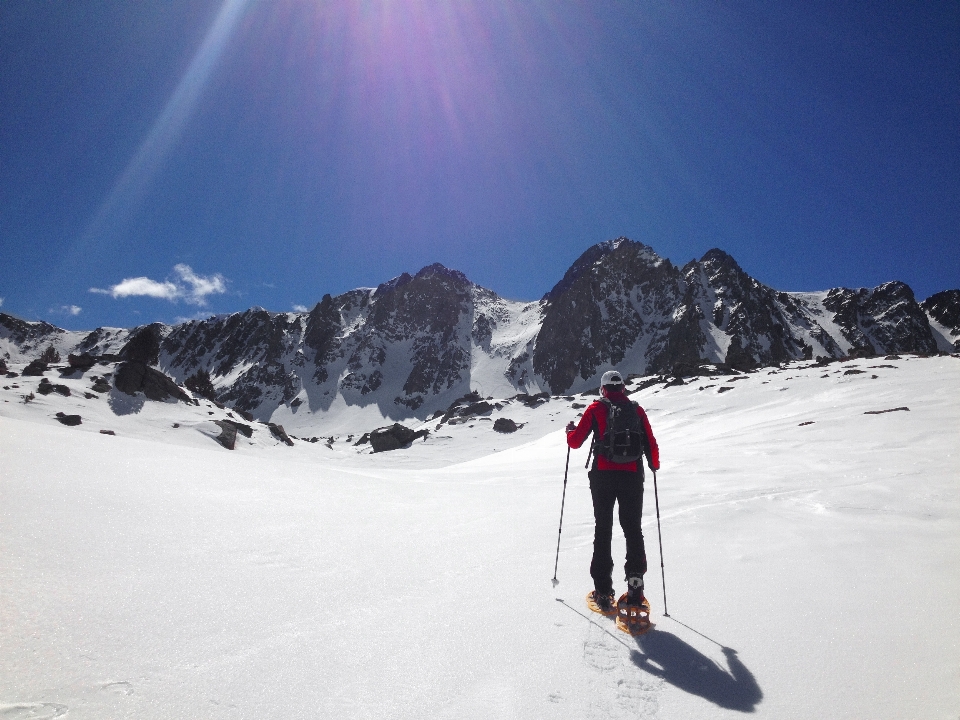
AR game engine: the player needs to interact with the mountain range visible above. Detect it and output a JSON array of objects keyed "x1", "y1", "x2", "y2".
[{"x1": 2, "y1": 238, "x2": 958, "y2": 430}]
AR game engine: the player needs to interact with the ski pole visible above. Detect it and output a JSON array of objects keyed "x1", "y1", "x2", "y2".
[
  {"x1": 552, "y1": 446, "x2": 571, "y2": 587},
  {"x1": 653, "y1": 469, "x2": 669, "y2": 616}
]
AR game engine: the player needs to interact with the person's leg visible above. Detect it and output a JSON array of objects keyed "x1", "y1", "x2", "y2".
[
  {"x1": 617, "y1": 471, "x2": 647, "y2": 584},
  {"x1": 588, "y1": 470, "x2": 617, "y2": 594}
]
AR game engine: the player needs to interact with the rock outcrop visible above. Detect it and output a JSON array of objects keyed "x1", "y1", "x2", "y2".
[{"x1": 114, "y1": 362, "x2": 191, "y2": 403}]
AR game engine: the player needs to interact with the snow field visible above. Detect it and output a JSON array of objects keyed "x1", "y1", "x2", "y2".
[{"x1": 1, "y1": 355, "x2": 958, "y2": 718}]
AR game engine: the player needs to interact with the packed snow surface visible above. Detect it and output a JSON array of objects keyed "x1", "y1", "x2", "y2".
[{"x1": 2, "y1": 355, "x2": 958, "y2": 718}]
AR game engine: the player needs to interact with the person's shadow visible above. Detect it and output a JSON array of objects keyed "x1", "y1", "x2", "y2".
[{"x1": 630, "y1": 628, "x2": 763, "y2": 712}]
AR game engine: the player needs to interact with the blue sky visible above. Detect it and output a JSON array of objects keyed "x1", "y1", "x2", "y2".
[{"x1": 1, "y1": 1, "x2": 957, "y2": 330}]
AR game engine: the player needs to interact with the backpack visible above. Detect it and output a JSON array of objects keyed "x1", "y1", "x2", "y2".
[{"x1": 596, "y1": 398, "x2": 647, "y2": 464}]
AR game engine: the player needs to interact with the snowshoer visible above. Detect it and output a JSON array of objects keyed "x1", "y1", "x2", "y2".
[{"x1": 566, "y1": 370, "x2": 659, "y2": 618}]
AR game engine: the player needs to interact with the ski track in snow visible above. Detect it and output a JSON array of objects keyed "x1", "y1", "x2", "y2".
[{"x1": 1, "y1": 354, "x2": 959, "y2": 718}]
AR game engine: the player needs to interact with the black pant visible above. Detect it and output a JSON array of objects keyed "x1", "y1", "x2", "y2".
[{"x1": 589, "y1": 468, "x2": 646, "y2": 595}]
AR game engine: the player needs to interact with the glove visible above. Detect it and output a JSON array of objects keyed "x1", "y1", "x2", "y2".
[
  {"x1": 565, "y1": 421, "x2": 576, "y2": 433},
  {"x1": 648, "y1": 460, "x2": 659, "y2": 472}
]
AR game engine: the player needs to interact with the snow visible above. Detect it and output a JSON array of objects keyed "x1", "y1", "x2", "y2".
[
  {"x1": 2, "y1": 355, "x2": 959, "y2": 718},
  {"x1": 928, "y1": 316, "x2": 958, "y2": 353}
]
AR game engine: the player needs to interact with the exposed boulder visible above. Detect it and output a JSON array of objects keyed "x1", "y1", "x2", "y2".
[
  {"x1": 267, "y1": 422, "x2": 294, "y2": 446},
  {"x1": 91, "y1": 377, "x2": 111, "y2": 393},
  {"x1": 55, "y1": 412, "x2": 81, "y2": 426},
  {"x1": 68, "y1": 353, "x2": 97, "y2": 370},
  {"x1": 114, "y1": 362, "x2": 191, "y2": 403},
  {"x1": 369, "y1": 423, "x2": 429, "y2": 452},
  {"x1": 37, "y1": 378, "x2": 70, "y2": 396},
  {"x1": 493, "y1": 418, "x2": 519, "y2": 433},
  {"x1": 22, "y1": 359, "x2": 48, "y2": 376},
  {"x1": 213, "y1": 420, "x2": 238, "y2": 450},
  {"x1": 223, "y1": 419, "x2": 253, "y2": 438}
]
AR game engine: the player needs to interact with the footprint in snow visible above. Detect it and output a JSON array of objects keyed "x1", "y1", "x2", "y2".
[
  {"x1": 99, "y1": 681, "x2": 134, "y2": 696},
  {"x1": 0, "y1": 704, "x2": 69, "y2": 719}
]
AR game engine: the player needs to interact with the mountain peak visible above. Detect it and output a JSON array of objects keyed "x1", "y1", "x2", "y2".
[
  {"x1": 543, "y1": 237, "x2": 662, "y2": 301},
  {"x1": 414, "y1": 263, "x2": 470, "y2": 284}
]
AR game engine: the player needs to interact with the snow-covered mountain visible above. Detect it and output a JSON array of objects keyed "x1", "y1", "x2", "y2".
[{"x1": 1, "y1": 239, "x2": 956, "y2": 432}]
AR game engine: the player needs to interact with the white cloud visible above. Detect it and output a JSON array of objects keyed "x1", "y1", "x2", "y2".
[
  {"x1": 91, "y1": 277, "x2": 180, "y2": 300},
  {"x1": 91, "y1": 265, "x2": 227, "y2": 306},
  {"x1": 293, "y1": 304, "x2": 309, "y2": 313},
  {"x1": 48, "y1": 305, "x2": 83, "y2": 317}
]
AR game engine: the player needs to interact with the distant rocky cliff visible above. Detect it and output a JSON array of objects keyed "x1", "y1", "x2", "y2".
[{"x1": 2, "y1": 238, "x2": 956, "y2": 423}]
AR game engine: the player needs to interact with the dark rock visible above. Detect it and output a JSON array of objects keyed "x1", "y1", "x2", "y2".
[
  {"x1": 235, "y1": 408, "x2": 254, "y2": 422},
  {"x1": 68, "y1": 353, "x2": 97, "y2": 370},
  {"x1": 267, "y1": 422, "x2": 295, "y2": 446},
  {"x1": 22, "y1": 359, "x2": 48, "y2": 376},
  {"x1": 290, "y1": 397, "x2": 303, "y2": 408},
  {"x1": 99, "y1": 429, "x2": 116, "y2": 436},
  {"x1": 39, "y1": 345, "x2": 60, "y2": 364},
  {"x1": 213, "y1": 420, "x2": 238, "y2": 450},
  {"x1": 864, "y1": 406, "x2": 910, "y2": 415},
  {"x1": 664, "y1": 377, "x2": 685, "y2": 387},
  {"x1": 368, "y1": 423, "x2": 428, "y2": 452},
  {"x1": 459, "y1": 401, "x2": 494, "y2": 417},
  {"x1": 0, "y1": 359, "x2": 6, "y2": 374},
  {"x1": 512, "y1": 392, "x2": 550, "y2": 407},
  {"x1": 493, "y1": 418, "x2": 519, "y2": 433},
  {"x1": 354, "y1": 433, "x2": 370, "y2": 446},
  {"x1": 6, "y1": 372, "x2": 17, "y2": 378},
  {"x1": 119, "y1": 324, "x2": 163, "y2": 365},
  {"x1": 55, "y1": 412, "x2": 81, "y2": 426},
  {"x1": 629, "y1": 377, "x2": 663, "y2": 394},
  {"x1": 221, "y1": 419, "x2": 253, "y2": 438},
  {"x1": 798, "y1": 421, "x2": 815, "y2": 426},
  {"x1": 672, "y1": 362, "x2": 702, "y2": 377},
  {"x1": 370, "y1": 423, "x2": 417, "y2": 452},
  {"x1": 84, "y1": 392, "x2": 97, "y2": 399},
  {"x1": 717, "y1": 386, "x2": 734, "y2": 393},
  {"x1": 114, "y1": 362, "x2": 191, "y2": 403},
  {"x1": 843, "y1": 369, "x2": 866, "y2": 375},
  {"x1": 184, "y1": 368, "x2": 217, "y2": 401},
  {"x1": 37, "y1": 378, "x2": 69, "y2": 396},
  {"x1": 91, "y1": 380, "x2": 111, "y2": 393}
]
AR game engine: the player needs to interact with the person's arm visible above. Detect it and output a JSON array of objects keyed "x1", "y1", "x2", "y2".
[
  {"x1": 638, "y1": 407, "x2": 659, "y2": 470},
  {"x1": 566, "y1": 403, "x2": 598, "y2": 449}
]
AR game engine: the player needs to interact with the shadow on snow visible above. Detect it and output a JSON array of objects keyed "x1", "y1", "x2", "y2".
[{"x1": 631, "y1": 628, "x2": 763, "y2": 712}]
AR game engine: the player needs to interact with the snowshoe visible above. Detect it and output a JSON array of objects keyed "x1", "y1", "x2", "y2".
[
  {"x1": 615, "y1": 594, "x2": 653, "y2": 636},
  {"x1": 586, "y1": 590, "x2": 618, "y2": 617}
]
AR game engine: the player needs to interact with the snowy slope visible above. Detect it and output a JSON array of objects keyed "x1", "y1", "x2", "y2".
[{"x1": 2, "y1": 355, "x2": 959, "y2": 719}]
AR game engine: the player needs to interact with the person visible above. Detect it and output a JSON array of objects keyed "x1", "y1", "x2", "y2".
[{"x1": 566, "y1": 370, "x2": 659, "y2": 613}]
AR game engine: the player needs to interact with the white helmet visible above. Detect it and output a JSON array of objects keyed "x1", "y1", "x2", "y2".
[{"x1": 600, "y1": 370, "x2": 624, "y2": 387}]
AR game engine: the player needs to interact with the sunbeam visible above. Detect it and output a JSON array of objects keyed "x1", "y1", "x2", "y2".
[{"x1": 81, "y1": 0, "x2": 254, "y2": 250}]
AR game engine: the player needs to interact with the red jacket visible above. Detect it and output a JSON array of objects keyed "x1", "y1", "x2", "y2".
[{"x1": 566, "y1": 389, "x2": 660, "y2": 472}]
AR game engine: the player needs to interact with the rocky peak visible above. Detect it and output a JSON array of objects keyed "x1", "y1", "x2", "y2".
[
  {"x1": 921, "y1": 290, "x2": 960, "y2": 331},
  {"x1": 921, "y1": 289, "x2": 960, "y2": 351},
  {"x1": 534, "y1": 238, "x2": 679, "y2": 391}
]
